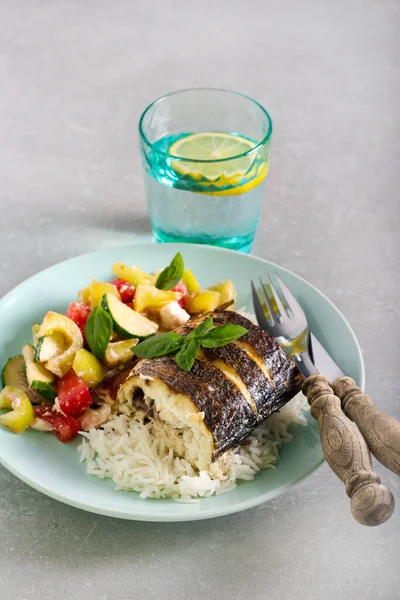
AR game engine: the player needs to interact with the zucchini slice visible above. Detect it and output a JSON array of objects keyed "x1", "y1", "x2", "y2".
[
  {"x1": 34, "y1": 332, "x2": 65, "y2": 363},
  {"x1": 2, "y1": 355, "x2": 26, "y2": 390},
  {"x1": 101, "y1": 293, "x2": 158, "y2": 339},
  {"x1": 1, "y1": 355, "x2": 42, "y2": 404},
  {"x1": 22, "y1": 344, "x2": 57, "y2": 401}
]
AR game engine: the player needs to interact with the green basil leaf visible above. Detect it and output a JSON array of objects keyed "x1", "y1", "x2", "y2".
[
  {"x1": 200, "y1": 324, "x2": 248, "y2": 348},
  {"x1": 187, "y1": 317, "x2": 213, "y2": 340},
  {"x1": 85, "y1": 307, "x2": 113, "y2": 360},
  {"x1": 155, "y1": 252, "x2": 184, "y2": 290},
  {"x1": 133, "y1": 332, "x2": 184, "y2": 359},
  {"x1": 175, "y1": 339, "x2": 200, "y2": 372}
]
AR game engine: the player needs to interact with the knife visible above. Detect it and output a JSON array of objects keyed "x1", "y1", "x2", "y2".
[
  {"x1": 309, "y1": 333, "x2": 344, "y2": 382},
  {"x1": 310, "y1": 333, "x2": 400, "y2": 477}
]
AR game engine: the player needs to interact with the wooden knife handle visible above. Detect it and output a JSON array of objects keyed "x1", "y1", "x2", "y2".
[
  {"x1": 331, "y1": 376, "x2": 400, "y2": 476},
  {"x1": 303, "y1": 374, "x2": 394, "y2": 526}
]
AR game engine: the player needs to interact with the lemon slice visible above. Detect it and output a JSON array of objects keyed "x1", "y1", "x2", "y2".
[
  {"x1": 200, "y1": 162, "x2": 269, "y2": 196},
  {"x1": 169, "y1": 132, "x2": 258, "y2": 182}
]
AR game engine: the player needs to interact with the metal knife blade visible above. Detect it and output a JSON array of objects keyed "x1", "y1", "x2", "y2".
[{"x1": 310, "y1": 333, "x2": 344, "y2": 382}]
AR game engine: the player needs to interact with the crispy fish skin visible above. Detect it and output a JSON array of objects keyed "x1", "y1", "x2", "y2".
[
  {"x1": 177, "y1": 311, "x2": 303, "y2": 421},
  {"x1": 130, "y1": 356, "x2": 257, "y2": 457},
  {"x1": 203, "y1": 343, "x2": 278, "y2": 419},
  {"x1": 211, "y1": 311, "x2": 303, "y2": 420},
  {"x1": 119, "y1": 311, "x2": 302, "y2": 466}
]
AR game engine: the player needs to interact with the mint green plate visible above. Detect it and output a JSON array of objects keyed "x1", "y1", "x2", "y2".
[{"x1": 0, "y1": 244, "x2": 364, "y2": 521}]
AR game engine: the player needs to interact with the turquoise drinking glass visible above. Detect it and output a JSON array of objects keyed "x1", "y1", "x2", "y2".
[{"x1": 139, "y1": 88, "x2": 272, "y2": 253}]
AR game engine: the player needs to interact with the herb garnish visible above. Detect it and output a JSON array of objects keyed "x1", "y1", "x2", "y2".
[
  {"x1": 85, "y1": 306, "x2": 113, "y2": 360},
  {"x1": 155, "y1": 253, "x2": 184, "y2": 290},
  {"x1": 133, "y1": 317, "x2": 247, "y2": 372}
]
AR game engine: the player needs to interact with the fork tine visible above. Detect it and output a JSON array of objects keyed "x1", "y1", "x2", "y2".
[
  {"x1": 267, "y1": 274, "x2": 288, "y2": 321},
  {"x1": 251, "y1": 280, "x2": 270, "y2": 327},
  {"x1": 258, "y1": 277, "x2": 276, "y2": 325},
  {"x1": 275, "y1": 274, "x2": 304, "y2": 318}
]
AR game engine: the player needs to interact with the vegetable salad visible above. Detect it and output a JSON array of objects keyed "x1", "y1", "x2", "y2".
[{"x1": 0, "y1": 253, "x2": 236, "y2": 443}]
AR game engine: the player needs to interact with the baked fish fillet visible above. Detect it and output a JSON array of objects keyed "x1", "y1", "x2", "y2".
[{"x1": 117, "y1": 311, "x2": 302, "y2": 471}]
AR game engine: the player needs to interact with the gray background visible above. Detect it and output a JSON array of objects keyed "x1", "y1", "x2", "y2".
[{"x1": 0, "y1": 1, "x2": 399, "y2": 598}]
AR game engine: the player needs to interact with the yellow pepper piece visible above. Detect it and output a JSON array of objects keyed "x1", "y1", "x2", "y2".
[
  {"x1": 104, "y1": 339, "x2": 138, "y2": 368},
  {"x1": 78, "y1": 285, "x2": 91, "y2": 305},
  {"x1": 0, "y1": 386, "x2": 35, "y2": 433},
  {"x1": 112, "y1": 262, "x2": 154, "y2": 287},
  {"x1": 207, "y1": 280, "x2": 237, "y2": 306},
  {"x1": 72, "y1": 349, "x2": 105, "y2": 387},
  {"x1": 32, "y1": 323, "x2": 41, "y2": 346},
  {"x1": 133, "y1": 284, "x2": 176, "y2": 313},
  {"x1": 182, "y1": 269, "x2": 201, "y2": 293},
  {"x1": 185, "y1": 290, "x2": 221, "y2": 314},
  {"x1": 90, "y1": 280, "x2": 121, "y2": 309},
  {"x1": 39, "y1": 312, "x2": 83, "y2": 377}
]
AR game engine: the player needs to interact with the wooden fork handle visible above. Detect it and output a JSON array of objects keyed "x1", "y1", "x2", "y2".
[
  {"x1": 331, "y1": 377, "x2": 400, "y2": 476},
  {"x1": 303, "y1": 375, "x2": 394, "y2": 526}
]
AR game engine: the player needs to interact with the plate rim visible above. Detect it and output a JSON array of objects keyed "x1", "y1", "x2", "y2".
[
  {"x1": 0, "y1": 441, "x2": 324, "y2": 522},
  {"x1": 0, "y1": 243, "x2": 365, "y2": 521}
]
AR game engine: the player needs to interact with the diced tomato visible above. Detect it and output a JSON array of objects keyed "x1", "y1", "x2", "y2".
[
  {"x1": 66, "y1": 302, "x2": 91, "y2": 341},
  {"x1": 172, "y1": 280, "x2": 189, "y2": 308},
  {"x1": 34, "y1": 406, "x2": 81, "y2": 443},
  {"x1": 172, "y1": 280, "x2": 188, "y2": 296},
  {"x1": 56, "y1": 370, "x2": 92, "y2": 418},
  {"x1": 110, "y1": 278, "x2": 135, "y2": 303}
]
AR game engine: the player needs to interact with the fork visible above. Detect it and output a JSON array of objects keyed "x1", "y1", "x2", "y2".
[{"x1": 252, "y1": 274, "x2": 395, "y2": 526}]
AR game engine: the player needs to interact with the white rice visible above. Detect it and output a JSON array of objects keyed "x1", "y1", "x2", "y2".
[
  {"x1": 79, "y1": 394, "x2": 308, "y2": 502},
  {"x1": 79, "y1": 309, "x2": 309, "y2": 502}
]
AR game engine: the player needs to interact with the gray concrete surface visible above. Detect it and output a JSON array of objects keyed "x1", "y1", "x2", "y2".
[{"x1": 0, "y1": 1, "x2": 399, "y2": 598}]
